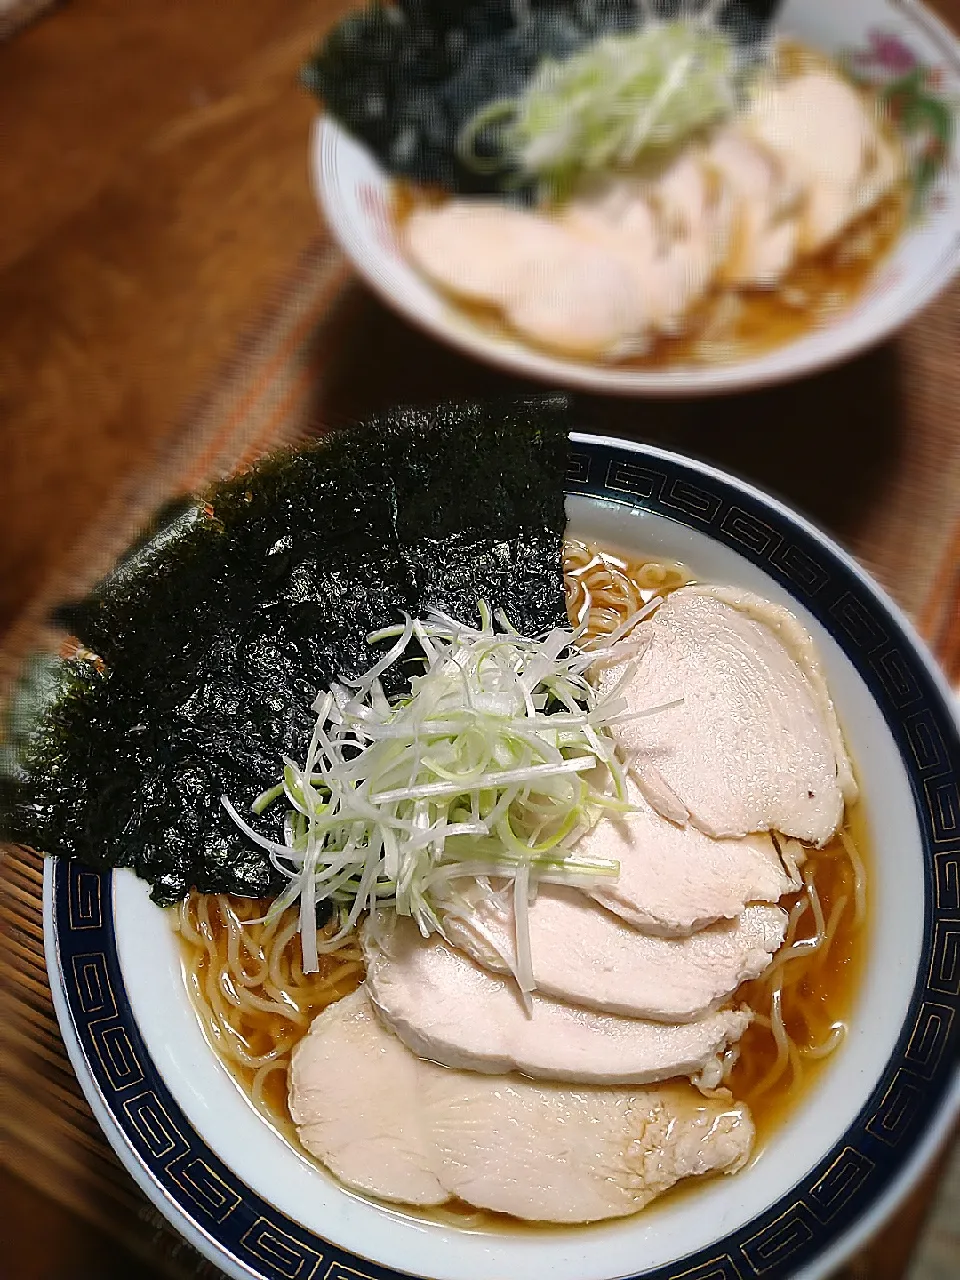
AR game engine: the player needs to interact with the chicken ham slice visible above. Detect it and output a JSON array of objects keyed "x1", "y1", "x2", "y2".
[
  {"x1": 289, "y1": 987, "x2": 446, "y2": 1206},
  {"x1": 442, "y1": 883, "x2": 787, "y2": 1021},
  {"x1": 405, "y1": 200, "x2": 650, "y2": 357},
  {"x1": 505, "y1": 243, "x2": 650, "y2": 358},
  {"x1": 290, "y1": 988, "x2": 755, "y2": 1223},
  {"x1": 362, "y1": 916, "x2": 750, "y2": 1085},
  {"x1": 404, "y1": 203, "x2": 573, "y2": 308},
  {"x1": 568, "y1": 156, "x2": 733, "y2": 338},
  {"x1": 743, "y1": 71, "x2": 903, "y2": 255},
  {"x1": 706, "y1": 130, "x2": 801, "y2": 287},
  {"x1": 575, "y1": 780, "x2": 795, "y2": 935},
  {"x1": 404, "y1": 155, "x2": 735, "y2": 360},
  {"x1": 427, "y1": 1071, "x2": 753, "y2": 1223},
  {"x1": 599, "y1": 586, "x2": 855, "y2": 846}
]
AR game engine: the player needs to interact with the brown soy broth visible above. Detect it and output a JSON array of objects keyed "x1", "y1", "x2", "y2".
[
  {"x1": 390, "y1": 40, "x2": 909, "y2": 371},
  {"x1": 179, "y1": 894, "x2": 364, "y2": 1147},
  {"x1": 728, "y1": 801, "x2": 871, "y2": 1145}
]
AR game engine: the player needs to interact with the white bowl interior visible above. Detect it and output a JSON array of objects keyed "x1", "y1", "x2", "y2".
[
  {"x1": 113, "y1": 495, "x2": 926, "y2": 1280},
  {"x1": 314, "y1": 0, "x2": 960, "y2": 395}
]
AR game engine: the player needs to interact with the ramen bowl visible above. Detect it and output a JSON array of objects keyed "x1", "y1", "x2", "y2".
[
  {"x1": 312, "y1": 0, "x2": 960, "y2": 397},
  {"x1": 45, "y1": 434, "x2": 960, "y2": 1280}
]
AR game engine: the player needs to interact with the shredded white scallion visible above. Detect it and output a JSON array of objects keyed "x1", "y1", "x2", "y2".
[{"x1": 224, "y1": 601, "x2": 675, "y2": 981}]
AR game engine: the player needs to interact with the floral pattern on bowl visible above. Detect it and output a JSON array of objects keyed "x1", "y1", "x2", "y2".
[{"x1": 845, "y1": 28, "x2": 957, "y2": 210}]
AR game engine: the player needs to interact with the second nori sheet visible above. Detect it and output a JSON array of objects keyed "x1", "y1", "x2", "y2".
[{"x1": 7, "y1": 397, "x2": 571, "y2": 904}]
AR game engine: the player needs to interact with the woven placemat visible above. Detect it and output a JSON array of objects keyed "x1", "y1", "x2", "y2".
[{"x1": 1, "y1": 236, "x2": 958, "y2": 1280}]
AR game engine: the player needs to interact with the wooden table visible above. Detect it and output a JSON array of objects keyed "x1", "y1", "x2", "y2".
[
  {"x1": 0, "y1": 0, "x2": 354, "y2": 637},
  {"x1": 0, "y1": 2, "x2": 957, "y2": 1278}
]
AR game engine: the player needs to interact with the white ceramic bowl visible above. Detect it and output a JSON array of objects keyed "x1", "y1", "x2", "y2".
[
  {"x1": 45, "y1": 435, "x2": 960, "y2": 1280},
  {"x1": 312, "y1": 0, "x2": 960, "y2": 396}
]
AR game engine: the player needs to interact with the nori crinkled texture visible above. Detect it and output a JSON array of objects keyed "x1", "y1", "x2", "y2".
[
  {"x1": 7, "y1": 397, "x2": 571, "y2": 905},
  {"x1": 303, "y1": 0, "x2": 783, "y2": 196}
]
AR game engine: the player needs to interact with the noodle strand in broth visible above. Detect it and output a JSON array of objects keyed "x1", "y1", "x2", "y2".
[{"x1": 174, "y1": 895, "x2": 363, "y2": 1121}]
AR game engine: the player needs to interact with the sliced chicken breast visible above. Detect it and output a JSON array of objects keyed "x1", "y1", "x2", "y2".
[
  {"x1": 405, "y1": 199, "x2": 650, "y2": 357},
  {"x1": 598, "y1": 587, "x2": 853, "y2": 846},
  {"x1": 290, "y1": 988, "x2": 755, "y2": 1223},
  {"x1": 647, "y1": 154, "x2": 733, "y2": 332},
  {"x1": 362, "y1": 915, "x2": 751, "y2": 1085},
  {"x1": 442, "y1": 884, "x2": 787, "y2": 1020},
  {"x1": 707, "y1": 130, "x2": 801, "y2": 286},
  {"x1": 744, "y1": 71, "x2": 902, "y2": 254},
  {"x1": 288, "y1": 987, "x2": 446, "y2": 1206},
  {"x1": 698, "y1": 585, "x2": 857, "y2": 804},
  {"x1": 505, "y1": 240, "x2": 650, "y2": 358},
  {"x1": 563, "y1": 169, "x2": 726, "y2": 337},
  {"x1": 404, "y1": 202, "x2": 575, "y2": 307},
  {"x1": 508, "y1": 159, "x2": 740, "y2": 354},
  {"x1": 405, "y1": 164, "x2": 736, "y2": 361},
  {"x1": 564, "y1": 181, "x2": 661, "y2": 262},
  {"x1": 427, "y1": 1073, "x2": 754, "y2": 1223},
  {"x1": 656, "y1": 152, "x2": 731, "y2": 253},
  {"x1": 572, "y1": 779, "x2": 795, "y2": 934}
]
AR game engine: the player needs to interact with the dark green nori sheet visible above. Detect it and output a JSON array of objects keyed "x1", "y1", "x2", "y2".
[{"x1": 3, "y1": 398, "x2": 571, "y2": 905}]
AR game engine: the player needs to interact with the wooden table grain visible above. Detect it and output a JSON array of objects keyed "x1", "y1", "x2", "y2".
[
  {"x1": 0, "y1": 0, "x2": 354, "y2": 635},
  {"x1": 0, "y1": 2, "x2": 957, "y2": 1278}
]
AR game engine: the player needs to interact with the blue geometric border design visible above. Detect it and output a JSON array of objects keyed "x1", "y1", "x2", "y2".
[{"x1": 50, "y1": 438, "x2": 960, "y2": 1279}]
